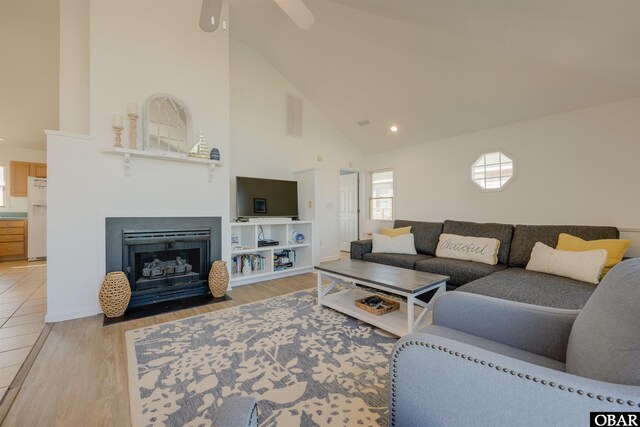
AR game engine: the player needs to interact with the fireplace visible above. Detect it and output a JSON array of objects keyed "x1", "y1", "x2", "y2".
[
  {"x1": 106, "y1": 217, "x2": 222, "y2": 312},
  {"x1": 123, "y1": 228, "x2": 211, "y2": 307}
]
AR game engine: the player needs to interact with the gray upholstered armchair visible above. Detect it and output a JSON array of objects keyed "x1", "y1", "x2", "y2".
[
  {"x1": 390, "y1": 258, "x2": 640, "y2": 427},
  {"x1": 213, "y1": 397, "x2": 257, "y2": 427}
]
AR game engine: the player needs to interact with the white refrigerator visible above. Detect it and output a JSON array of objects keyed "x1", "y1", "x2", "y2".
[{"x1": 28, "y1": 177, "x2": 47, "y2": 260}]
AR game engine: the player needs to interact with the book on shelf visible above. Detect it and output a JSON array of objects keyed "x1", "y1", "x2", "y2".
[
  {"x1": 273, "y1": 249, "x2": 296, "y2": 271},
  {"x1": 231, "y1": 253, "x2": 265, "y2": 275},
  {"x1": 274, "y1": 262, "x2": 294, "y2": 271}
]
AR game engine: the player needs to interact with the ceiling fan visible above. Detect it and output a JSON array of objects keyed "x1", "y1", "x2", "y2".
[{"x1": 200, "y1": 0, "x2": 315, "y2": 32}]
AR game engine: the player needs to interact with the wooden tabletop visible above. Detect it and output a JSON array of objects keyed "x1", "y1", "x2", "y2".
[{"x1": 315, "y1": 259, "x2": 448, "y2": 294}]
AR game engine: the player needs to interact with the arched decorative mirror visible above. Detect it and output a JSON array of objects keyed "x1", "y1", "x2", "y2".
[{"x1": 143, "y1": 94, "x2": 193, "y2": 153}]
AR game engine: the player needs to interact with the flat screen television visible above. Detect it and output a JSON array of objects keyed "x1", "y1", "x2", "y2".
[{"x1": 236, "y1": 176, "x2": 299, "y2": 219}]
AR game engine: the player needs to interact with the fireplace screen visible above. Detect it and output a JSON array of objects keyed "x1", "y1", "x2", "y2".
[{"x1": 123, "y1": 229, "x2": 210, "y2": 297}]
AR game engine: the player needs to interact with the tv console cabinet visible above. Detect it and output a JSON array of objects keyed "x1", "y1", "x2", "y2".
[{"x1": 229, "y1": 220, "x2": 313, "y2": 286}]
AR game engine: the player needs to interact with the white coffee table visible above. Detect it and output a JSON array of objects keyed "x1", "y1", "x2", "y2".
[{"x1": 315, "y1": 259, "x2": 449, "y2": 336}]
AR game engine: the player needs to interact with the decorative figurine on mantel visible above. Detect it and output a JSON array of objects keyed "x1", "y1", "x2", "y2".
[
  {"x1": 188, "y1": 130, "x2": 211, "y2": 159},
  {"x1": 128, "y1": 102, "x2": 138, "y2": 149},
  {"x1": 112, "y1": 114, "x2": 124, "y2": 148}
]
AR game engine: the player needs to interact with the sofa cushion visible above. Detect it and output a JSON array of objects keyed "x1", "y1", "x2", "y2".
[
  {"x1": 422, "y1": 325, "x2": 566, "y2": 372},
  {"x1": 414, "y1": 258, "x2": 507, "y2": 287},
  {"x1": 443, "y1": 220, "x2": 513, "y2": 265},
  {"x1": 362, "y1": 252, "x2": 432, "y2": 270},
  {"x1": 566, "y1": 258, "x2": 640, "y2": 386},
  {"x1": 457, "y1": 268, "x2": 596, "y2": 309},
  {"x1": 350, "y1": 239, "x2": 372, "y2": 260},
  {"x1": 509, "y1": 224, "x2": 619, "y2": 268},
  {"x1": 393, "y1": 220, "x2": 443, "y2": 256}
]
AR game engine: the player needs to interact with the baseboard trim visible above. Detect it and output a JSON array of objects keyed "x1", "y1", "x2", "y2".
[
  {"x1": 231, "y1": 268, "x2": 314, "y2": 287},
  {"x1": 45, "y1": 307, "x2": 102, "y2": 323},
  {"x1": 320, "y1": 255, "x2": 340, "y2": 262}
]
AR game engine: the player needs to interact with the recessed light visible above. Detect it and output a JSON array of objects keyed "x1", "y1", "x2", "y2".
[{"x1": 390, "y1": 126, "x2": 398, "y2": 132}]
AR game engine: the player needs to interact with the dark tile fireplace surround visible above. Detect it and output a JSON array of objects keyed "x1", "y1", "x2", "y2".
[{"x1": 105, "y1": 217, "x2": 223, "y2": 322}]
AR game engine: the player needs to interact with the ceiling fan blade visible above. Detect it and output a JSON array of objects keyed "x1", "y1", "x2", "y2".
[
  {"x1": 200, "y1": 0, "x2": 223, "y2": 32},
  {"x1": 273, "y1": 0, "x2": 315, "y2": 30}
]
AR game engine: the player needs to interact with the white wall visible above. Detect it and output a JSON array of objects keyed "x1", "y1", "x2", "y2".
[
  {"x1": 366, "y1": 98, "x2": 640, "y2": 255},
  {"x1": 59, "y1": 0, "x2": 89, "y2": 134},
  {"x1": 46, "y1": 0, "x2": 230, "y2": 322},
  {"x1": 0, "y1": 146, "x2": 47, "y2": 212},
  {"x1": 230, "y1": 40, "x2": 365, "y2": 260}
]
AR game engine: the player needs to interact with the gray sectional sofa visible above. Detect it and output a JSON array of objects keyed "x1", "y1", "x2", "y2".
[{"x1": 351, "y1": 220, "x2": 620, "y2": 309}]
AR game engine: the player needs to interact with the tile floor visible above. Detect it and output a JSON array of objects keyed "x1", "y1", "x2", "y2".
[{"x1": 0, "y1": 260, "x2": 47, "y2": 398}]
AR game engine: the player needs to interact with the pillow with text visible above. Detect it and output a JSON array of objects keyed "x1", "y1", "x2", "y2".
[{"x1": 435, "y1": 233, "x2": 500, "y2": 265}]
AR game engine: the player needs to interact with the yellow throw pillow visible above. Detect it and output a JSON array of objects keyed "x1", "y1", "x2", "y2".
[
  {"x1": 556, "y1": 233, "x2": 631, "y2": 276},
  {"x1": 380, "y1": 226, "x2": 411, "y2": 237}
]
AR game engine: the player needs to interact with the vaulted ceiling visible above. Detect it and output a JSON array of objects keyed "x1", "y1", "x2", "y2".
[
  {"x1": 229, "y1": 0, "x2": 640, "y2": 154},
  {"x1": 0, "y1": 0, "x2": 59, "y2": 150}
]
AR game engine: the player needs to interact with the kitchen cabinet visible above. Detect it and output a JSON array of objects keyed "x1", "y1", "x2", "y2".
[
  {"x1": 10, "y1": 162, "x2": 30, "y2": 197},
  {"x1": 9, "y1": 161, "x2": 47, "y2": 197},
  {"x1": 29, "y1": 163, "x2": 47, "y2": 178},
  {"x1": 0, "y1": 220, "x2": 27, "y2": 260}
]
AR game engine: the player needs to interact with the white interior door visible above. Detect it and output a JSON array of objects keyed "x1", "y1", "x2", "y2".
[
  {"x1": 339, "y1": 172, "x2": 359, "y2": 252},
  {"x1": 294, "y1": 169, "x2": 315, "y2": 221},
  {"x1": 293, "y1": 169, "x2": 320, "y2": 265}
]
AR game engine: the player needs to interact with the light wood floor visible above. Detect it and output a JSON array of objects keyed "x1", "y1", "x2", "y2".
[
  {"x1": 2, "y1": 271, "x2": 316, "y2": 427},
  {"x1": 0, "y1": 261, "x2": 47, "y2": 400}
]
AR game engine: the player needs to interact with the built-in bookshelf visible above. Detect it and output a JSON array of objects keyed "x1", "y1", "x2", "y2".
[{"x1": 229, "y1": 220, "x2": 313, "y2": 286}]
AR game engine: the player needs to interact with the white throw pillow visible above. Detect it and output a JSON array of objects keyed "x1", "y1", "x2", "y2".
[
  {"x1": 371, "y1": 233, "x2": 417, "y2": 255},
  {"x1": 526, "y1": 242, "x2": 607, "y2": 284},
  {"x1": 435, "y1": 233, "x2": 500, "y2": 265}
]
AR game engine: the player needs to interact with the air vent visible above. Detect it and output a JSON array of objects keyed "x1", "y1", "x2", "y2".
[
  {"x1": 357, "y1": 119, "x2": 370, "y2": 127},
  {"x1": 285, "y1": 93, "x2": 303, "y2": 138}
]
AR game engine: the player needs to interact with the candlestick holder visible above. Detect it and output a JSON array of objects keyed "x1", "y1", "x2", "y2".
[
  {"x1": 128, "y1": 113, "x2": 139, "y2": 149},
  {"x1": 113, "y1": 125, "x2": 124, "y2": 148}
]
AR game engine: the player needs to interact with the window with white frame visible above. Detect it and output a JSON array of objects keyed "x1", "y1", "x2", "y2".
[
  {"x1": 369, "y1": 169, "x2": 393, "y2": 220},
  {"x1": 472, "y1": 151, "x2": 514, "y2": 190},
  {"x1": 0, "y1": 165, "x2": 5, "y2": 207}
]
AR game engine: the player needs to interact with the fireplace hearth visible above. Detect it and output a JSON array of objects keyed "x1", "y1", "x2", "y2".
[{"x1": 105, "y1": 217, "x2": 223, "y2": 316}]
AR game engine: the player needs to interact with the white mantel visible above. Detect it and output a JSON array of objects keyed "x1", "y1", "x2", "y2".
[{"x1": 102, "y1": 147, "x2": 223, "y2": 182}]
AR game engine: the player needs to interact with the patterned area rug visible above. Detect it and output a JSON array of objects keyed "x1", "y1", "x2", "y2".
[{"x1": 126, "y1": 289, "x2": 398, "y2": 426}]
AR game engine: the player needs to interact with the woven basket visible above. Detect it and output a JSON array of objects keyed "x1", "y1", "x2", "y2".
[
  {"x1": 208, "y1": 260, "x2": 229, "y2": 297},
  {"x1": 354, "y1": 294, "x2": 400, "y2": 316},
  {"x1": 99, "y1": 272, "x2": 131, "y2": 318}
]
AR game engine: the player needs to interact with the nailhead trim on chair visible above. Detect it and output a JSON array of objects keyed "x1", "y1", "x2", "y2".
[{"x1": 389, "y1": 340, "x2": 636, "y2": 426}]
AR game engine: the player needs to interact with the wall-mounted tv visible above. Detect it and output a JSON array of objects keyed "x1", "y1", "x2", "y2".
[{"x1": 236, "y1": 176, "x2": 299, "y2": 219}]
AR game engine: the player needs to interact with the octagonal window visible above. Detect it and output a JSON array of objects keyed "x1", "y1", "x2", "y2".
[{"x1": 472, "y1": 151, "x2": 514, "y2": 190}]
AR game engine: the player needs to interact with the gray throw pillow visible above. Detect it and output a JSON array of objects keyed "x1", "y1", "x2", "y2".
[{"x1": 566, "y1": 258, "x2": 640, "y2": 385}]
